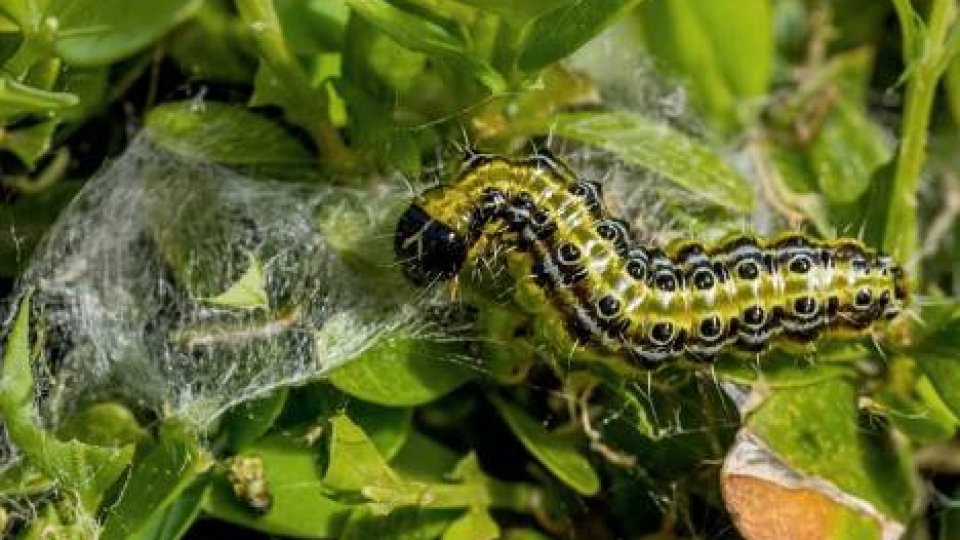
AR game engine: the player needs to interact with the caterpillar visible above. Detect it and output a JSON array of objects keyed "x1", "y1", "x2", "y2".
[{"x1": 394, "y1": 152, "x2": 909, "y2": 369}]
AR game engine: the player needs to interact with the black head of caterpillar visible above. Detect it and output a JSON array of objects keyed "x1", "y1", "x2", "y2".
[
  {"x1": 395, "y1": 153, "x2": 910, "y2": 368},
  {"x1": 395, "y1": 152, "x2": 577, "y2": 285}
]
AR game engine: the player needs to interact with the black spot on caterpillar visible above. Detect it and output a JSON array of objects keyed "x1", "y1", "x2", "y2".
[{"x1": 395, "y1": 153, "x2": 910, "y2": 368}]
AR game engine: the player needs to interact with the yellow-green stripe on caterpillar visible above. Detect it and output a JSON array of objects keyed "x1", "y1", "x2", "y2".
[{"x1": 395, "y1": 153, "x2": 909, "y2": 368}]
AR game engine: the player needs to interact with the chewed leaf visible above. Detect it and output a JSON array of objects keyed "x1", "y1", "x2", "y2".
[
  {"x1": 203, "y1": 253, "x2": 269, "y2": 310},
  {"x1": 490, "y1": 395, "x2": 599, "y2": 496},
  {"x1": 722, "y1": 467, "x2": 884, "y2": 540},
  {"x1": 323, "y1": 414, "x2": 403, "y2": 494},
  {"x1": 542, "y1": 111, "x2": 754, "y2": 212},
  {"x1": 743, "y1": 379, "x2": 916, "y2": 527}
]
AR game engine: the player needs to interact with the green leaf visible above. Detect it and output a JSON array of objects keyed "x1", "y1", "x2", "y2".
[
  {"x1": 275, "y1": 0, "x2": 350, "y2": 54},
  {"x1": 0, "y1": 19, "x2": 22, "y2": 66},
  {"x1": 323, "y1": 413, "x2": 403, "y2": 493},
  {"x1": 854, "y1": 160, "x2": 897, "y2": 251},
  {"x1": 940, "y1": 486, "x2": 960, "y2": 540},
  {"x1": 872, "y1": 374, "x2": 958, "y2": 443},
  {"x1": 913, "y1": 317, "x2": 960, "y2": 418},
  {"x1": 46, "y1": 0, "x2": 201, "y2": 65},
  {"x1": 324, "y1": 415, "x2": 533, "y2": 514},
  {"x1": 518, "y1": 0, "x2": 642, "y2": 73},
  {"x1": 57, "y1": 402, "x2": 147, "y2": 448},
  {"x1": 714, "y1": 347, "x2": 860, "y2": 388},
  {"x1": 0, "y1": 182, "x2": 79, "y2": 278},
  {"x1": 811, "y1": 100, "x2": 891, "y2": 205},
  {"x1": 219, "y1": 387, "x2": 289, "y2": 452},
  {"x1": 0, "y1": 75, "x2": 77, "y2": 117},
  {"x1": 100, "y1": 419, "x2": 212, "y2": 540},
  {"x1": 203, "y1": 432, "x2": 353, "y2": 538},
  {"x1": 202, "y1": 252, "x2": 270, "y2": 310},
  {"x1": 329, "y1": 337, "x2": 475, "y2": 407},
  {"x1": 0, "y1": 293, "x2": 134, "y2": 511},
  {"x1": 442, "y1": 506, "x2": 499, "y2": 540},
  {"x1": 502, "y1": 530, "x2": 556, "y2": 540},
  {"x1": 0, "y1": 120, "x2": 56, "y2": 168},
  {"x1": 350, "y1": 401, "x2": 413, "y2": 461},
  {"x1": 58, "y1": 67, "x2": 109, "y2": 123},
  {"x1": 891, "y1": 0, "x2": 924, "y2": 73},
  {"x1": 390, "y1": 430, "x2": 461, "y2": 481},
  {"x1": 637, "y1": 0, "x2": 773, "y2": 127},
  {"x1": 125, "y1": 479, "x2": 207, "y2": 540},
  {"x1": 0, "y1": 293, "x2": 34, "y2": 416},
  {"x1": 0, "y1": 461, "x2": 54, "y2": 497},
  {"x1": 346, "y1": 0, "x2": 505, "y2": 92},
  {"x1": 489, "y1": 395, "x2": 599, "y2": 496},
  {"x1": 540, "y1": 110, "x2": 753, "y2": 212},
  {"x1": 450, "y1": 0, "x2": 569, "y2": 25},
  {"x1": 747, "y1": 379, "x2": 916, "y2": 523},
  {"x1": 167, "y1": 1, "x2": 255, "y2": 84},
  {"x1": 946, "y1": 53, "x2": 960, "y2": 124},
  {"x1": 340, "y1": 506, "x2": 460, "y2": 540},
  {"x1": 145, "y1": 101, "x2": 314, "y2": 166}
]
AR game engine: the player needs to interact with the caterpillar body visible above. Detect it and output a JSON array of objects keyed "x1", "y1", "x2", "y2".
[{"x1": 395, "y1": 153, "x2": 909, "y2": 369}]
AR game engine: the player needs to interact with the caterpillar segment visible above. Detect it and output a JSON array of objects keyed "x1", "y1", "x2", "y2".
[{"x1": 395, "y1": 154, "x2": 909, "y2": 369}]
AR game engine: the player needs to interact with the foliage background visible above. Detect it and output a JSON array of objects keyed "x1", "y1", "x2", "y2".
[{"x1": 0, "y1": 0, "x2": 959, "y2": 539}]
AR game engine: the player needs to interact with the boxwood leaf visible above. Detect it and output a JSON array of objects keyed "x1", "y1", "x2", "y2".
[
  {"x1": 340, "y1": 506, "x2": 460, "y2": 540},
  {"x1": 442, "y1": 506, "x2": 499, "y2": 540},
  {"x1": 56, "y1": 402, "x2": 147, "y2": 448},
  {"x1": 329, "y1": 337, "x2": 475, "y2": 407},
  {"x1": 346, "y1": 0, "x2": 505, "y2": 92},
  {"x1": 219, "y1": 387, "x2": 289, "y2": 452},
  {"x1": 518, "y1": 0, "x2": 643, "y2": 73},
  {"x1": 125, "y1": 479, "x2": 207, "y2": 540},
  {"x1": 100, "y1": 419, "x2": 212, "y2": 540},
  {"x1": 0, "y1": 75, "x2": 77, "y2": 117},
  {"x1": 0, "y1": 293, "x2": 134, "y2": 511},
  {"x1": 912, "y1": 316, "x2": 960, "y2": 417},
  {"x1": 746, "y1": 378, "x2": 916, "y2": 523},
  {"x1": 637, "y1": 0, "x2": 772, "y2": 128},
  {"x1": 202, "y1": 252, "x2": 270, "y2": 310},
  {"x1": 811, "y1": 100, "x2": 891, "y2": 205},
  {"x1": 489, "y1": 395, "x2": 599, "y2": 496},
  {"x1": 539, "y1": 110, "x2": 753, "y2": 212},
  {"x1": 145, "y1": 101, "x2": 313, "y2": 166},
  {"x1": 46, "y1": 0, "x2": 201, "y2": 66},
  {"x1": 203, "y1": 432, "x2": 353, "y2": 537},
  {"x1": 323, "y1": 413, "x2": 402, "y2": 493}
]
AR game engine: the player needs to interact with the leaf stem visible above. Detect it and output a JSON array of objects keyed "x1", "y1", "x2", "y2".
[
  {"x1": 233, "y1": 0, "x2": 356, "y2": 172},
  {"x1": 886, "y1": 0, "x2": 957, "y2": 269}
]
